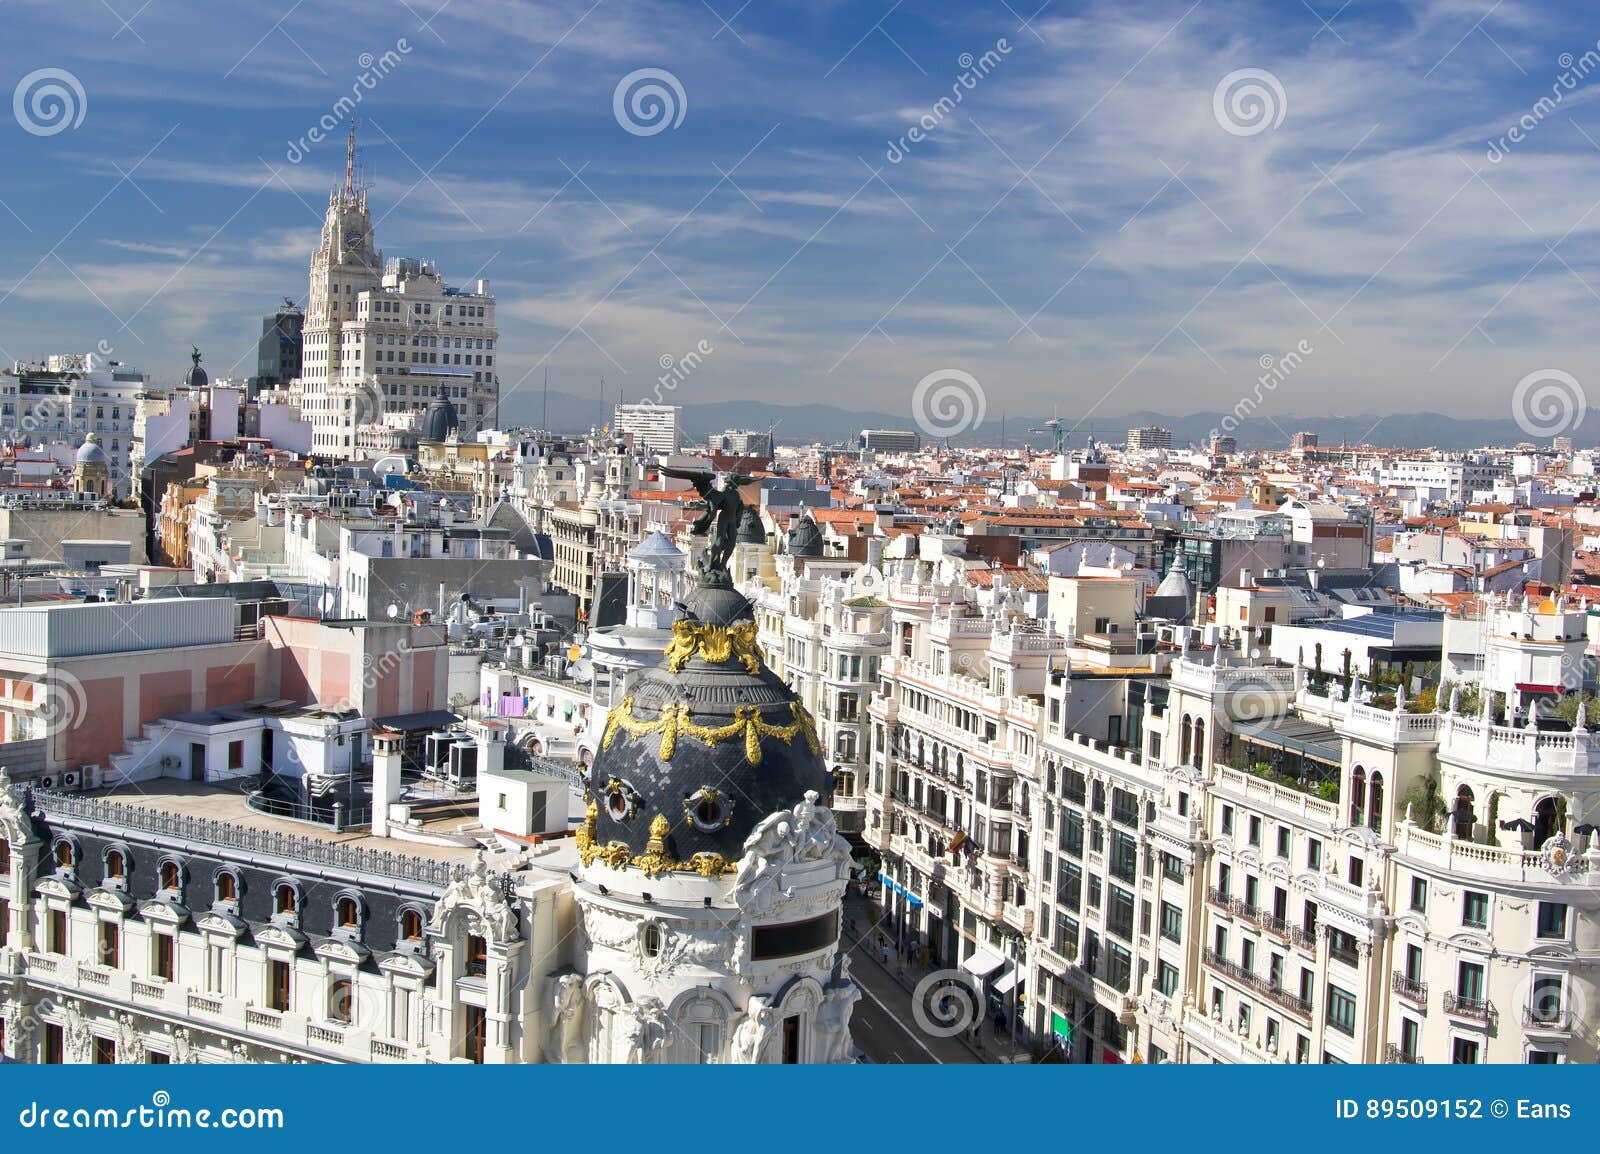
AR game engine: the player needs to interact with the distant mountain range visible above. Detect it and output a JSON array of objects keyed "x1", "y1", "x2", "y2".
[{"x1": 498, "y1": 389, "x2": 1585, "y2": 452}]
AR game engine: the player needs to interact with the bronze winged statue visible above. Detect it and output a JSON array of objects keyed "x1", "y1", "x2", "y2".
[{"x1": 659, "y1": 462, "x2": 757, "y2": 582}]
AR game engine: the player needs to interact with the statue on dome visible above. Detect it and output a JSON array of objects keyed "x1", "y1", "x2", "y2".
[{"x1": 659, "y1": 462, "x2": 758, "y2": 583}]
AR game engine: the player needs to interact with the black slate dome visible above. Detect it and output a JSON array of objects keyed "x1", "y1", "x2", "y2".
[
  {"x1": 786, "y1": 512, "x2": 823, "y2": 557},
  {"x1": 184, "y1": 345, "x2": 208, "y2": 389},
  {"x1": 421, "y1": 396, "x2": 459, "y2": 441},
  {"x1": 582, "y1": 580, "x2": 829, "y2": 873}
]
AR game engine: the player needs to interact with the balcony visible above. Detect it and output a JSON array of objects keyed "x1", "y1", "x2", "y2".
[
  {"x1": 1523, "y1": 1005, "x2": 1572, "y2": 1032},
  {"x1": 1203, "y1": 948, "x2": 1312, "y2": 1019},
  {"x1": 1391, "y1": 971, "x2": 1428, "y2": 1007},
  {"x1": 1442, "y1": 992, "x2": 1495, "y2": 1023},
  {"x1": 1384, "y1": 1042, "x2": 1423, "y2": 1064}
]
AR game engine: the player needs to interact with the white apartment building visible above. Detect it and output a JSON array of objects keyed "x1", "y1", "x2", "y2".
[
  {"x1": 292, "y1": 132, "x2": 498, "y2": 459},
  {"x1": 612, "y1": 404, "x2": 681, "y2": 456},
  {"x1": 1, "y1": 353, "x2": 147, "y2": 497}
]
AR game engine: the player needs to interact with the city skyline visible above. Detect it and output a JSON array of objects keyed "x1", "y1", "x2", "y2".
[{"x1": 1, "y1": 0, "x2": 1597, "y2": 442}]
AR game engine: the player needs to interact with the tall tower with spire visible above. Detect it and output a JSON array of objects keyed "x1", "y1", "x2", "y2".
[{"x1": 289, "y1": 121, "x2": 501, "y2": 460}]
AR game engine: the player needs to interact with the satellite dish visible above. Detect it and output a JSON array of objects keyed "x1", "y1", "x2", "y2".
[
  {"x1": 372, "y1": 455, "x2": 408, "y2": 479},
  {"x1": 320, "y1": 591, "x2": 338, "y2": 613},
  {"x1": 387, "y1": 603, "x2": 400, "y2": 619}
]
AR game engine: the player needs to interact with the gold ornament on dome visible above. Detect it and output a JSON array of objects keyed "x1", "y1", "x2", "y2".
[
  {"x1": 575, "y1": 798, "x2": 735, "y2": 879},
  {"x1": 662, "y1": 619, "x2": 763, "y2": 675},
  {"x1": 600, "y1": 695, "x2": 820, "y2": 765}
]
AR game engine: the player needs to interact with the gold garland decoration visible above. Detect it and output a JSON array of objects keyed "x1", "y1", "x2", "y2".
[
  {"x1": 601, "y1": 694, "x2": 820, "y2": 765},
  {"x1": 662, "y1": 619, "x2": 762, "y2": 675},
  {"x1": 574, "y1": 800, "x2": 736, "y2": 878}
]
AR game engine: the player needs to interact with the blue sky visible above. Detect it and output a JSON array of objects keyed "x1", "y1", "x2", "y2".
[{"x1": 1, "y1": 0, "x2": 1598, "y2": 436}]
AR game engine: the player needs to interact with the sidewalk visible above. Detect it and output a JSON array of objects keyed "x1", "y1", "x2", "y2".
[{"x1": 842, "y1": 893, "x2": 1032, "y2": 1064}]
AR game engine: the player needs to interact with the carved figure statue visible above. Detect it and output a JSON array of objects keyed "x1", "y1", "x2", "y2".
[
  {"x1": 549, "y1": 973, "x2": 586, "y2": 1064},
  {"x1": 731, "y1": 997, "x2": 776, "y2": 1064},
  {"x1": 658, "y1": 463, "x2": 757, "y2": 581}
]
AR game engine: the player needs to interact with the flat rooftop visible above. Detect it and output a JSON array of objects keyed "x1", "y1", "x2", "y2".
[{"x1": 75, "y1": 778, "x2": 482, "y2": 864}]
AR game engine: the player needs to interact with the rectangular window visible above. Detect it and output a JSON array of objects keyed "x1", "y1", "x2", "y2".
[
  {"x1": 93, "y1": 1036, "x2": 116, "y2": 1064},
  {"x1": 782, "y1": 1015, "x2": 801, "y2": 1064},
  {"x1": 466, "y1": 934, "x2": 488, "y2": 976},
  {"x1": 1452, "y1": 1037, "x2": 1480, "y2": 1064},
  {"x1": 1109, "y1": 829, "x2": 1137, "y2": 883},
  {"x1": 269, "y1": 960, "x2": 291, "y2": 1011},
  {"x1": 98, "y1": 920, "x2": 119, "y2": 969},
  {"x1": 48, "y1": 908, "x2": 66, "y2": 954},
  {"x1": 1106, "y1": 885, "x2": 1136, "y2": 942},
  {"x1": 1161, "y1": 853, "x2": 1185, "y2": 882},
  {"x1": 1326, "y1": 985, "x2": 1357, "y2": 1036},
  {"x1": 1221, "y1": 805, "x2": 1234, "y2": 835},
  {"x1": 1308, "y1": 839, "x2": 1322, "y2": 870},
  {"x1": 1248, "y1": 816, "x2": 1261, "y2": 847},
  {"x1": 1410, "y1": 877, "x2": 1427, "y2": 912},
  {"x1": 463, "y1": 1006, "x2": 486, "y2": 1064},
  {"x1": 1156, "y1": 960, "x2": 1179, "y2": 996},
  {"x1": 1160, "y1": 901, "x2": 1183, "y2": 943},
  {"x1": 1462, "y1": 891, "x2": 1488, "y2": 929},
  {"x1": 1276, "y1": 827, "x2": 1291, "y2": 859},
  {"x1": 154, "y1": 932, "x2": 175, "y2": 981},
  {"x1": 1537, "y1": 902, "x2": 1568, "y2": 939},
  {"x1": 43, "y1": 1023, "x2": 63, "y2": 1064},
  {"x1": 1456, "y1": 961, "x2": 1485, "y2": 1002}
]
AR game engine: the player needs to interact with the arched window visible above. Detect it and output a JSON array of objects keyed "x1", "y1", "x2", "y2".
[
  {"x1": 1349, "y1": 768, "x2": 1367, "y2": 827},
  {"x1": 1192, "y1": 719, "x2": 1206, "y2": 769},
  {"x1": 328, "y1": 979, "x2": 353, "y2": 1025},
  {"x1": 216, "y1": 872, "x2": 238, "y2": 903},
  {"x1": 400, "y1": 909, "x2": 424, "y2": 942},
  {"x1": 1453, "y1": 786, "x2": 1476, "y2": 841},
  {"x1": 1533, "y1": 796, "x2": 1561, "y2": 846},
  {"x1": 159, "y1": 861, "x2": 181, "y2": 891},
  {"x1": 1180, "y1": 716, "x2": 1193, "y2": 766},
  {"x1": 336, "y1": 897, "x2": 360, "y2": 929},
  {"x1": 54, "y1": 840, "x2": 74, "y2": 870},
  {"x1": 105, "y1": 850, "x2": 126, "y2": 880},
  {"x1": 642, "y1": 923, "x2": 663, "y2": 958},
  {"x1": 1367, "y1": 772, "x2": 1384, "y2": 832},
  {"x1": 275, "y1": 884, "x2": 297, "y2": 915}
]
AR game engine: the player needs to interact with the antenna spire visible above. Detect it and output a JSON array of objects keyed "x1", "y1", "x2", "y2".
[{"x1": 344, "y1": 120, "x2": 358, "y2": 201}]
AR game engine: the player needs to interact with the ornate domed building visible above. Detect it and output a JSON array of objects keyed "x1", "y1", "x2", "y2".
[
  {"x1": 557, "y1": 522, "x2": 859, "y2": 1063},
  {"x1": 73, "y1": 432, "x2": 112, "y2": 499}
]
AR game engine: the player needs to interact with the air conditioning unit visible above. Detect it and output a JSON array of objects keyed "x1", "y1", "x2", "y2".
[
  {"x1": 159, "y1": 755, "x2": 180, "y2": 772},
  {"x1": 61, "y1": 770, "x2": 79, "y2": 791},
  {"x1": 38, "y1": 775, "x2": 55, "y2": 790}
]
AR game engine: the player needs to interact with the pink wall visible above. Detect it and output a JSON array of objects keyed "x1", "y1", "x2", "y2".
[
  {"x1": 63, "y1": 676, "x2": 125, "y2": 768},
  {"x1": 139, "y1": 670, "x2": 192, "y2": 727},
  {"x1": 206, "y1": 664, "x2": 256, "y2": 708},
  {"x1": 319, "y1": 652, "x2": 351, "y2": 706}
]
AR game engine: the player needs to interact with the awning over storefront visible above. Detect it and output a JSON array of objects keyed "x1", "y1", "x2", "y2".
[
  {"x1": 992, "y1": 966, "x2": 1021, "y2": 995},
  {"x1": 960, "y1": 947, "x2": 1006, "y2": 979}
]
